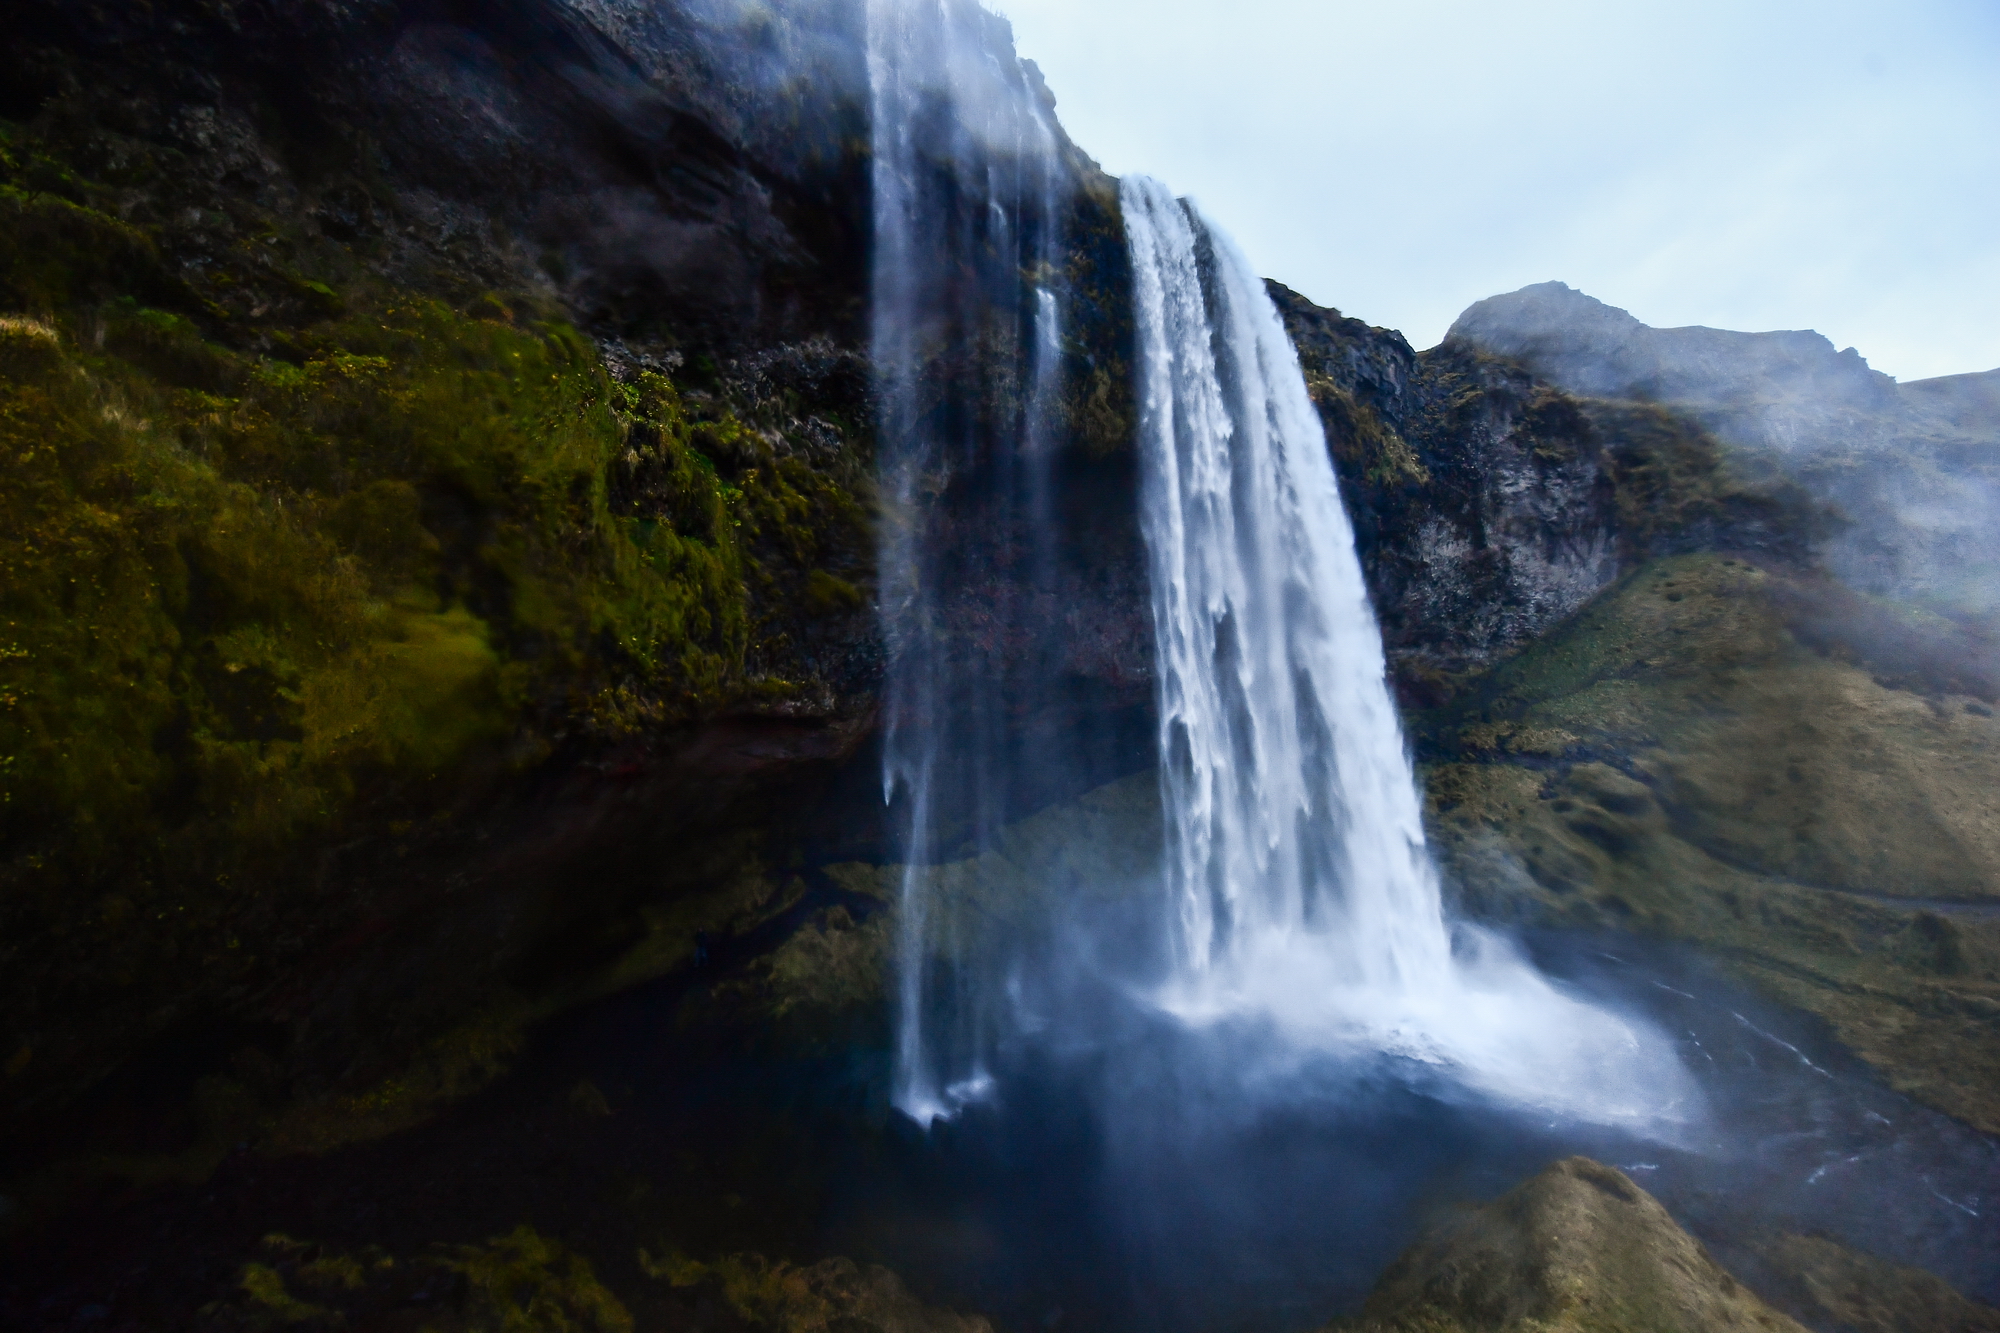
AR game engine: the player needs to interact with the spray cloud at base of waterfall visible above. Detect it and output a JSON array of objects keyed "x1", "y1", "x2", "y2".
[{"x1": 1121, "y1": 174, "x2": 1695, "y2": 1130}]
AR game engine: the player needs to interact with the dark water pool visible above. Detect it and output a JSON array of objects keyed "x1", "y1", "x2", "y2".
[
  {"x1": 7, "y1": 927, "x2": 1994, "y2": 1332},
  {"x1": 553, "y1": 927, "x2": 1999, "y2": 1332}
]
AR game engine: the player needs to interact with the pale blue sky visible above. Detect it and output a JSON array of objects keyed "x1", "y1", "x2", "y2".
[{"x1": 997, "y1": 0, "x2": 2000, "y2": 382}]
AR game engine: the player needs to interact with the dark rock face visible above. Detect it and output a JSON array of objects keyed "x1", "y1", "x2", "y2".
[
  {"x1": 0, "y1": 0, "x2": 1152, "y2": 1170},
  {"x1": 1272, "y1": 282, "x2": 1615, "y2": 688},
  {"x1": 1448, "y1": 280, "x2": 1904, "y2": 449},
  {"x1": 1449, "y1": 282, "x2": 2000, "y2": 615},
  {"x1": 1269, "y1": 283, "x2": 1809, "y2": 701},
  {"x1": 4, "y1": 0, "x2": 874, "y2": 348}
]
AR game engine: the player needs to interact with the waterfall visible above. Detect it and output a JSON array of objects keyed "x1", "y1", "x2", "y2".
[
  {"x1": 1122, "y1": 177, "x2": 1693, "y2": 1125},
  {"x1": 868, "y1": 0, "x2": 1065, "y2": 1124}
]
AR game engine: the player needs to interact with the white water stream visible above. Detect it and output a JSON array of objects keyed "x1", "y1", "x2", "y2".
[
  {"x1": 1123, "y1": 177, "x2": 1692, "y2": 1126},
  {"x1": 868, "y1": 0, "x2": 1064, "y2": 1123},
  {"x1": 866, "y1": 0, "x2": 1691, "y2": 1128}
]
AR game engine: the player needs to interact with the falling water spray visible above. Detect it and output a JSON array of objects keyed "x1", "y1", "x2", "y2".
[
  {"x1": 1123, "y1": 177, "x2": 1694, "y2": 1125},
  {"x1": 867, "y1": 0, "x2": 1065, "y2": 1123}
]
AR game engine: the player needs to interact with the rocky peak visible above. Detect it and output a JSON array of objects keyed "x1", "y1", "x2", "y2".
[
  {"x1": 1444, "y1": 282, "x2": 2000, "y2": 614},
  {"x1": 1446, "y1": 281, "x2": 1902, "y2": 451}
]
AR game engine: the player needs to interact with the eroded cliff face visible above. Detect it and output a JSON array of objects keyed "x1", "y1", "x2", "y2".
[
  {"x1": 1268, "y1": 282, "x2": 1816, "y2": 702},
  {"x1": 4, "y1": 8, "x2": 1995, "y2": 1329},
  {"x1": 1450, "y1": 281, "x2": 2000, "y2": 616}
]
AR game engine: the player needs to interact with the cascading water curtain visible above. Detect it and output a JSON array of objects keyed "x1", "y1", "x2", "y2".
[
  {"x1": 1121, "y1": 176, "x2": 1694, "y2": 1126},
  {"x1": 867, "y1": 0, "x2": 1065, "y2": 1124},
  {"x1": 1121, "y1": 175, "x2": 1450, "y2": 989}
]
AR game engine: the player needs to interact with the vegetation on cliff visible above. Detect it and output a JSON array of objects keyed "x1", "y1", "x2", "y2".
[
  {"x1": 1421, "y1": 552, "x2": 2000, "y2": 1130},
  {"x1": 1331, "y1": 1155, "x2": 2000, "y2": 1333},
  {"x1": 2, "y1": 6, "x2": 1993, "y2": 1331},
  {"x1": 0, "y1": 99, "x2": 872, "y2": 1151},
  {"x1": 1272, "y1": 284, "x2": 1827, "y2": 701},
  {"x1": 194, "y1": 1226, "x2": 991, "y2": 1333}
]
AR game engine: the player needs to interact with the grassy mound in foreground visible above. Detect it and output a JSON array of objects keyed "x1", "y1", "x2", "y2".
[{"x1": 1332, "y1": 1158, "x2": 1807, "y2": 1333}]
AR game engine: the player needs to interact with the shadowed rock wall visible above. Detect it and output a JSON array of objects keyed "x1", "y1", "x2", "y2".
[
  {"x1": 1448, "y1": 282, "x2": 2000, "y2": 615},
  {"x1": 1268, "y1": 282, "x2": 1818, "y2": 703}
]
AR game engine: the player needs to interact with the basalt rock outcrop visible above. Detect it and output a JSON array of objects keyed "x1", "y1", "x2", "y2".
[
  {"x1": 1450, "y1": 282, "x2": 2000, "y2": 615},
  {"x1": 1268, "y1": 282, "x2": 1818, "y2": 702}
]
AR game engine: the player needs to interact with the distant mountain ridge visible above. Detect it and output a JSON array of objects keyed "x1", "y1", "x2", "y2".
[
  {"x1": 1445, "y1": 281, "x2": 2000, "y2": 614},
  {"x1": 1904, "y1": 365, "x2": 2000, "y2": 435},
  {"x1": 1446, "y1": 281, "x2": 1900, "y2": 452}
]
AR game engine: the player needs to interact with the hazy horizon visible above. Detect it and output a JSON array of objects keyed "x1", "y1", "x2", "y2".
[{"x1": 997, "y1": 0, "x2": 2000, "y2": 383}]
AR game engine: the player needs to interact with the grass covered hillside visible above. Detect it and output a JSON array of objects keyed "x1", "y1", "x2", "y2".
[{"x1": 1422, "y1": 552, "x2": 2000, "y2": 1130}]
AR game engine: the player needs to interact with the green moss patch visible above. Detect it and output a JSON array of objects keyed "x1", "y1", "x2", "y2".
[
  {"x1": 1423, "y1": 553, "x2": 2000, "y2": 1130},
  {"x1": 0, "y1": 124, "x2": 871, "y2": 1150},
  {"x1": 198, "y1": 1229, "x2": 633, "y2": 1333},
  {"x1": 640, "y1": 1249, "x2": 992, "y2": 1333},
  {"x1": 1332, "y1": 1158, "x2": 1809, "y2": 1333}
]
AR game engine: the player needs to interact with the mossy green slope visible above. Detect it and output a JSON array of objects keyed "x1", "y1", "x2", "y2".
[
  {"x1": 0, "y1": 118, "x2": 870, "y2": 1139},
  {"x1": 1422, "y1": 553, "x2": 2000, "y2": 1130},
  {"x1": 1745, "y1": 1231, "x2": 2000, "y2": 1333}
]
